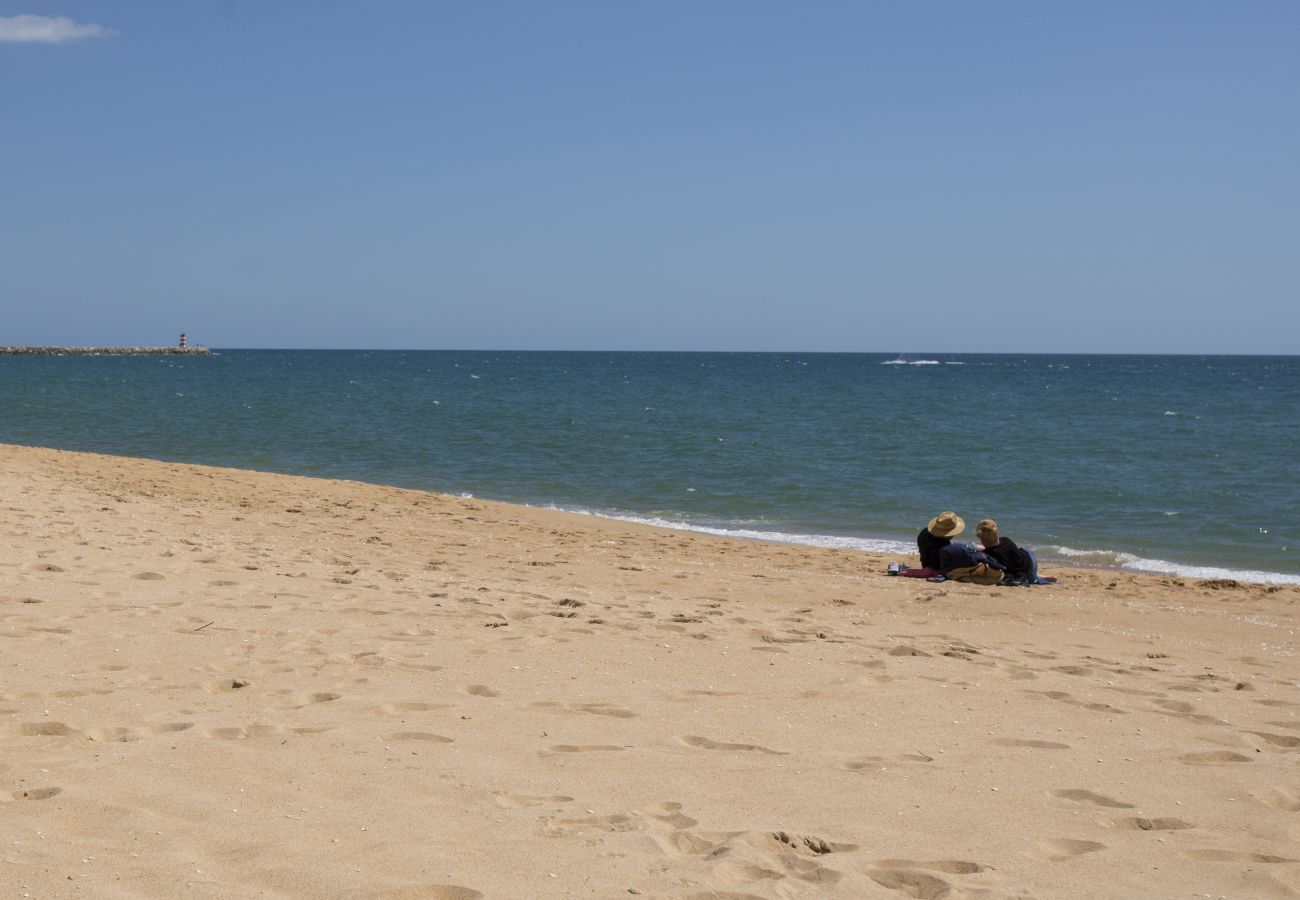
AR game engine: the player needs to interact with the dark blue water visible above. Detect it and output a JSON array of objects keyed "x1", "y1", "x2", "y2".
[{"x1": 2, "y1": 351, "x2": 1296, "y2": 582}]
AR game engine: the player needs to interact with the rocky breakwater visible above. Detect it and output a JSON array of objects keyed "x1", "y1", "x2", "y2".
[{"x1": 0, "y1": 346, "x2": 212, "y2": 356}]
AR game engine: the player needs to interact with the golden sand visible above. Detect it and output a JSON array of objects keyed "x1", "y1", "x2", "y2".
[{"x1": 2, "y1": 443, "x2": 1297, "y2": 898}]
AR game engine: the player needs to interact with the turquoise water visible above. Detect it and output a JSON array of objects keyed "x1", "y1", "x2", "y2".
[{"x1": 2, "y1": 350, "x2": 1297, "y2": 583}]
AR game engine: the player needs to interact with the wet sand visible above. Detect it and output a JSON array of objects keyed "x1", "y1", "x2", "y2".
[{"x1": 2, "y1": 443, "x2": 1298, "y2": 898}]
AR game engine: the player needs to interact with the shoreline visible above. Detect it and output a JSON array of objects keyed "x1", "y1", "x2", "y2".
[
  {"x1": 3, "y1": 442, "x2": 1298, "y2": 897},
  {"x1": 572, "y1": 508, "x2": 1300, "y2": 587},
  {"x1": 5, "y1": 440, "x2": 1295, "y2": 586}
]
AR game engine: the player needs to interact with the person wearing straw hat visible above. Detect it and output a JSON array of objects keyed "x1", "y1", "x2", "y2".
[{"x1": 917, "y1": 511, "x2": 964, "y2": 571}]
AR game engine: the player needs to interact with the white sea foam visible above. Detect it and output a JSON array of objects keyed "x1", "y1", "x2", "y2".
[
  {"x1": 558, "y1": 507, "x2": 914, "y2": 556},
  {"x1": 1052, "y1": 545, "x2": 1300, "y2": 585},
  {"x1": 882, "y1": 359, "x2": 941, "y2": 366},
  {"x1": 549, "y1": 509, "x2": 1300, "y2": 585}
]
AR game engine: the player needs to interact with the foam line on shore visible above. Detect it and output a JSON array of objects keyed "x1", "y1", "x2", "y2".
[
  {"x1": 563, "y1": 506, "x2": 1300, "y2": 586},
  {"x1": 1053, "y1": 545, "x2": 1300, "y2": 586}
]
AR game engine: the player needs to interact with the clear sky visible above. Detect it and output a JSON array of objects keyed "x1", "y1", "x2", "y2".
[{"x1": 3, "y1": 2, "x2": 1298, "y2": 353}]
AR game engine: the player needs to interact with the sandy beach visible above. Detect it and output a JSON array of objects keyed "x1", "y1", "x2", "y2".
[{"x1": 2, "y1": 443, "x2": 1297, "y2": 899}]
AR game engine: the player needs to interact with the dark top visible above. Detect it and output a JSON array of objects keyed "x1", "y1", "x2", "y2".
[
  {"x1": 983, "y1": 537, "x2": 1032, "y2": 578},
  {"x1": 917, "y1": 528, "x2": 950, "y2": 570}
]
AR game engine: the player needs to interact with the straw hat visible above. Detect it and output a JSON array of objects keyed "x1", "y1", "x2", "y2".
[{"x1": 927, "y1": 511, "x2": 965, "y2": 538}]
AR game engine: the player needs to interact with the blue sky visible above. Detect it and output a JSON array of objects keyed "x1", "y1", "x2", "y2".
[{"x1": 3, "y1": 2, "x2": 1297, "y2": 352}]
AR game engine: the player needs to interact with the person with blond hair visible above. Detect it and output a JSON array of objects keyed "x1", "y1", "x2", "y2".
[{"x1": 975, "y1": 519, "x2": 1054, "y2": 585}]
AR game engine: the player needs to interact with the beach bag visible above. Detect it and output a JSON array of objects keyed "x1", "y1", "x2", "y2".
[{"x1": 945, "y1": 562, "x2": 1003, "y2": 585}]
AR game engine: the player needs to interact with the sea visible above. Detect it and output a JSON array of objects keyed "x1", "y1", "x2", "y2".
[{"x1": 1, "y1": 351, "x2": 1297, "y2": 584}]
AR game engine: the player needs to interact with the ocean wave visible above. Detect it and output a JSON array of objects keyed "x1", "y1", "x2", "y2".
[
  {"x1": 1051, "y1": 545, "x2": 1300, "y2": 586},
  {"x1": 881, "y1": 359, "x2": 941, "y2": 366}
]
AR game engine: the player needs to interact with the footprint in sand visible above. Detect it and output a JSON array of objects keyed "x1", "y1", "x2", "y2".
[
  {"x1": 1179, "y1": 750, "x2": 1253, "y2": 765},
  {"x1": 638, "y1": 801, "x2": 699, "y2": 830},
  {"x1": 18, "y1": 722, "x2": 79, "y2": 737},
  {"x1": 1186, "y1": 849, "x2": 1297, "y2": 863},
  {"x1": 887, "y1": 645, "x2": 932, "y2": 657},
  {"x1": 577, "y1": 703, "x2": 637, "y2": 718},
  {"x1": 1052, "y1": 789, "x2": 1135, "y2": 809},
  {"x1": 1246, "y1": 731, "x2": 1300, "y2": 750},
  {"x1": 1051, "y1": 664, "x2": 1093, "y2": 676},
  {"x1": 1257, "y1": 787, "x2": 1300, "y2": 811},
  {"x1": 210, "y1": 725, "x2": 281, "y2": 740},
  {"x1": 464, "y1": 685, "x2": 499, "y2": 698},
  {"x1": 660, "y1": 830, "x2": 847, "y2": 884},
  {"x1": 539, "y1": 813, "x2": 637, "y2": 837},
  {"x1": 209, "y1": 725, "x2": 332, "y2": 740},
  {"x1": 680, "y1": 735, "x2": 787, "y2": 755},
  {"x1": 84, "y1": 726, "x2": 145, "y2": 743},
  {"x1": 1, "y1": 786, "x2": 63, "y2": 802},
  {"x1": 1110, "y1": 817, "x2": 1193, "y2": 831},
  {"x1": 545, "y1": 744, "x2": 625, "y2": 753},
  {"x1": 381, "y1": 702, "x2": 453, "y2": 715},
  {"x1": 651, "y1": 830, "x2": 740, "y2": 859},
  {"x1": 994, "y1": 738, "x2": 1071, "y2": 750},
  {"x1": 281, "y1": 692, "x2": 342, "y2": 709},
  {"x1": 871, "y1": 858, "x2": 986, "y2": 874},
  {"x1": 491, "y1": 792, "x2": 574, "y2": 808},
  {"x1": 206, "y1": 679, "x2": 254, "y2": 693},
  {"x1": 1034, "y1": 690, "x2": 1126, "y2": 714},
  {"x1": 767, "y1": 832, "x2": 858, "y2": 855},
  {"x1": 1104, "y1": 685, "x2": 1166, "y2": 698},
  {"x1": 1037, "y1": 838, "x2": 1106, "y2": 861},
  {"x1": 132, "y1": 571, "x2": 165, "y2": 580},
  {"x1": 867, "y1": 869, "x2": 953, "y2": 899},
  {"x1": 366, "y1": 887, "x2": 483, "y2": 900},
  {"x1": 382, "y1": 732, "x2": 454, "y2": 743},
  {"x1": 844, "y1": 753, "x2": 935, "y2": 773}
]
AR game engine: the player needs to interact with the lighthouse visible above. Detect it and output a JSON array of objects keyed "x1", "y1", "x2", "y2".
[{"x1": 179, "y1": 332, "x2": 187, "y2": 350}]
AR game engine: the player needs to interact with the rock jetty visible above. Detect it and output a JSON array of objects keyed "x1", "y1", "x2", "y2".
[{"x1": 0, "y1": 346, "x2": 212, "y2": 356}]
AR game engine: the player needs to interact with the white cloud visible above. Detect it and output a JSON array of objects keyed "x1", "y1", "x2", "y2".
[{"x1": 0, "y1": 14, "x2": 112, "y2": 43}]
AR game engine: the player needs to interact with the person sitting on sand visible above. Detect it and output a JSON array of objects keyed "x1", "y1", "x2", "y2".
[
  {"x1": 917, "y1": 511, "x2": 964, "y2": 571},
  {"x1": 937, "y1": 537, "x2": 1005, "y2": 584},
  {"x1": 975, "y1": 519, "x2": 1056, "y2": 585}
]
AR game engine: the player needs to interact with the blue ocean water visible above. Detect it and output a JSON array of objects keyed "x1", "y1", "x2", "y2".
[{"x1": 1, "y1": 351, "x2": 1297, "y2": 583}]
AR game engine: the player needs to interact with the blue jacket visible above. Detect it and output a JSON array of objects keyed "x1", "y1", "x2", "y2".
[{"x1": 938, "y1": 542, "x2": 1003, "y2": 575}]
